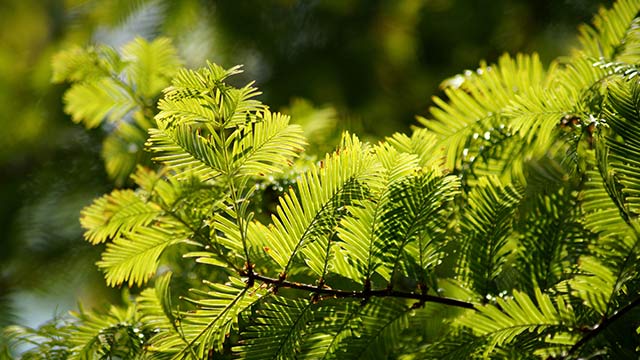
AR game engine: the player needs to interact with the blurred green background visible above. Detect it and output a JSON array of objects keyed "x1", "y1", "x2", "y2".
[{"x1": 0, "y1": 0, "x2": 611, "y2": 330}]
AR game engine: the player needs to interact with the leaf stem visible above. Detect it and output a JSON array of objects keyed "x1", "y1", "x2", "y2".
[{"x1": 219, "y1": 125, "x2": 253, "y2": 271}]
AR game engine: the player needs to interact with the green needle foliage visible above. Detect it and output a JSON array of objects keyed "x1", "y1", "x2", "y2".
[
  {"x1": 52, "y1": 37, "x2": 182, "y2": 185},
  {"x1": 5, "y1": 0, "x2": 640, "y2": 358}
]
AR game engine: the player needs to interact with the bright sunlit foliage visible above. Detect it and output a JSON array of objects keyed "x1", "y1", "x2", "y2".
[{"x1": 3, "y1": 1, "x2": 640, "y2": 358}]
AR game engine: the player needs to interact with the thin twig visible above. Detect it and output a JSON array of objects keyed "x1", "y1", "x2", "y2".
[
  {"x1": 566, "y1": 295, "x2": 640, "y2": 358},
  {"x1": 244, "y1": 271, "x2": 476, "y2": 310}
]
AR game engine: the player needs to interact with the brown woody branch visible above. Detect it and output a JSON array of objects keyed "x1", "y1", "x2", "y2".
[
  {"x1": 566, "y1": 295, "x2": 640, "y2": 358},
  {"x1": 242, "y1": 270, "x2": 476, "y2": 310}
]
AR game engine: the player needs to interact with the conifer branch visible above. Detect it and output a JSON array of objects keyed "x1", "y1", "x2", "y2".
[
  {"x1": 566, "y1": 295, "x2": 640, "y2": 358},
  {"x1": 244, "y1": 271, "x2": 476, "y2": 310}
]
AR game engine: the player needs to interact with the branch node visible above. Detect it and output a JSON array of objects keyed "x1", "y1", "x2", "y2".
[
  {"x1": 385, "y1": 282, "x2": 393, "y2": 291},
  {"x1": 363, "y1": 278, "x2": 371, "y2": 296},
  {"x1": 360, "y1": 278, "x2": 372, "y2": 305},
  {"x1": 244, "y1": 263, "x2": 255, "y2": 287},
  {"x1": 310, "y1": 293, "x2": 320, "y2": 304}
]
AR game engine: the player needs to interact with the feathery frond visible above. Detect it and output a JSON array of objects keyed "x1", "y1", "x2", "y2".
[
  {"x1": 386, "y1": 128, "x2": 443, "y2": 168},
  {"x1": 102, "y1": 116, "x2": 154, "y2": 185},
  {"x1": 420, "y1": 54, "x2": 549, "y2": 177},
  {"x1": 24, "y1": 2, "x2": 640, "y2": 358},
  {"x1": 231, "y1": 111, "x2": 306, "y2": 177},
  {"x1": 335, "y1": 144, "x2": 422, "y2": 283},
  {"x1": 67, "y1": 303, "x2": 145, "y2": 360},
  {"x1": 80, "y1": 188, "x2": 162, "y2": 244},
  {"x1": 97, "y1": 224, "x2": 188, "y2": 287},
  {"x1": 64, "y1": 77, "x2": 137, "y2": 128},
  {"x1": 456, "y1": 177, "x2": 523, "y2": 298},
  {"x1": 458, "y1": 288, "x2": 577, "y2": 357},
  {"x1": 147, "y1": 124, "x2": 224, "y2": 181},
  {"x1": 515, "y1": 187, "x2": 592, "y2": 293},
  {"x1": 52, "y1": 37, "x2": 182, "y2": 183},
  {"x1": 264, "y1": 134, "x2": 382, "y2": 278},
  {"x1": 156, "y1": 63, "x2": 264, "y2": 130},
  {"x1": 576, "y1": 0, "x2": 640, "y2": 60},
  {"x1": 235, "y1": 297, "x2": 314, "y2": 360},
  {"x1": 121, "y1": 37, "x2": 181, "y2": 97},
  {"x1": 332, "y1": 298, "x2": 412, "y2": 359},
  {"x1": 174, "y1": 277, "x2": 267, "y2": 358},
  {"x1": 384, "y1": 172, "x2": 459, "y2": 285}
]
